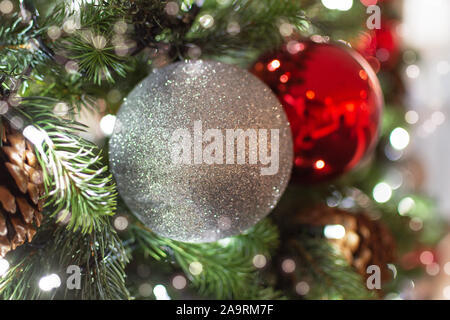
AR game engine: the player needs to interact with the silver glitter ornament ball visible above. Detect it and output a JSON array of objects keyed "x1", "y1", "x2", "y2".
[{"x1": 109, "y1": 60, "x2": 293, "y2": 242}]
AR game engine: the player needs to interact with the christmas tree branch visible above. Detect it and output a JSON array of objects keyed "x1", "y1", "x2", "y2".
[
  {"x1": 129, "y1": 218, "x2": 283, "y2": 299},
  {"x1": 185, "y1": 0, "x2": 308, "y2": 64},
  {"x1": 4, "y1": 96, "x2": 117, "y2": 234},
  {"x1": 287, "y1": 233, "x2": 375, "y2": 300},
  {"x1": 0, "y1": 218, "x2": 130, "y2": 300}
]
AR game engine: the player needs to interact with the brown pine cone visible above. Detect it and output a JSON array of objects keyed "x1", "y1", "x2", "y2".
[
  {"x1": 0, "y1": 120, "x2": 45, "y2": 257},
  {"x1": 295, "y1": 205, "x2": 396, "y2": 283}
]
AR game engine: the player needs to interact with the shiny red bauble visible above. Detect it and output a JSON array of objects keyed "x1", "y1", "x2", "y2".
[{"x1": 251, "y1": 41, "x2": 383, "y2": 183}]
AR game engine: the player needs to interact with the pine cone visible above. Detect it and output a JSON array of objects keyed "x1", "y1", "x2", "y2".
[
  {"x1": 295, "y1": 205, "x2": 396, "y2": 283},
  {"x1": 0, "y1": 120, "x2": 45, "y2": 257}
]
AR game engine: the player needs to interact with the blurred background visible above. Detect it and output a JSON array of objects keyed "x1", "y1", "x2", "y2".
[{"x1": 402, "y1": 0, "x2": 450, "y2": 299}]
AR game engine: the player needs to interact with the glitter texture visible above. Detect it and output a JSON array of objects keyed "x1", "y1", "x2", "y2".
[{"x1": 109, "y1": 60, "x2": 293, "y2": 242}]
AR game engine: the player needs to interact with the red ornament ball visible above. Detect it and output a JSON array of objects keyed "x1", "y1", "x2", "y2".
[{"x1": 251, "y1": 41, "x2": 383, "y2": 183}]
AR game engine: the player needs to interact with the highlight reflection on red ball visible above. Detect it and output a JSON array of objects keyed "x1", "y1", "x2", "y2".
[{"x1": 251, "y1": 41, "x2": 383, "y2": 183}]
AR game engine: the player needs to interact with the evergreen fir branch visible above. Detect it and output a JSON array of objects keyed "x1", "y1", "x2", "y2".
[
  {"x1": 0, "y1": 12, "x2": 34, "y2": 46},
  {"x1": 185, "y1": 0, "x2": 308, "y2": 64},
  {"x1": 10, "y1": 96, "x2": 117, "y2": 233},
  {"x1": 130, "y1": 219, "x2": 282, "y2": 299},
  {"x1": 44, "y1": 0, "x2": 127, "y2": 34},
  {"x1": 40, "y1": 1, "x2": 131, "y2": 85},
  {"x1": 0, "y1": 218, "x2": 130, "y2": 300},
  {"x1": 31, "y1": 71, "x2": 98, "y2": 115},
  {"x1": 289, "y1": 234, "x2": 376, "y2": 300},
  {"x1": 125, "y1": 0, "x2": 200, "y2": 57},
  {"x1": 63, "y1": 32, "x2": 128, "y2": 85},
  {"x1": 0, "y1": 12, "x2": 49, "y2": 76}
]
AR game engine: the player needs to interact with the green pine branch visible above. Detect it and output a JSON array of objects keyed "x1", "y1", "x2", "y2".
[
  {"x1": 287, "y1": 234, "x2": 376, "y2": 300},
  {"x1": 130, "y1": 218, "x2": 283, "y2": 300},
  {"x1": 10, "y1": 96, "x2": 117, "y2": 233},
  {"x1": 0, "y1": 218, "x2": 130, "y2": 300},
  {"x1": 0, "y1": 11, "x2": 48, "y2": 78},
  {"x1": 31, "y1": 71, "x2": 98, "y2": 115},
  {"x1": 185, "y1": 0, "x2": 309, "y2": 64}
]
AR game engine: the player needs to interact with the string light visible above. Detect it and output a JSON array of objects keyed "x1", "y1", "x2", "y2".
[
  {"x1": 419, "y1": 251, "x2": 434, "y2": 265},
  {"x1": 153, "y1": 284, "x2": 171, "y2": 300},
  {"x1": 390, "y1": 127, "x2": 410, "y2": 151},
  {"x1": 113, "y1": 215, "x2": 129, "y2": 231},
  {"x1": 100, "y1": 114, "x2": 117, "y2": 137},
  {"x1": 252, "y1": 254, "x2": 267, "y2": 269},
  {"x1": 47, "y1": 26, "x2": 62, "y2": 40},
  {"x1": 405, "y1": 110, "x2": 419, "y2": 124},
  {"x1": 267, "y1": 59, "x2": 281, "y2": 72},
  {"x1": 398, "y1": 197, "x2": 415, "y2": 216},
  {"x1": 279, "y1": 74, "x2": 289, "y2": 83},
  {"x1": 165, "y1": 2, "x2": 179, "y2": 16},
  {"x1": 189, "y1": 261, "x2": 203, "y2": 275},
  {"x1": 39, "y1": 274, "x2": 61, "y2": 291},
  {"x1": 199, "y1": 14, "x2": 214, "y2": 29},
  {"x1": 0, "y1": 0, "x2": 13, "y2": 14},
  {"x1": 314, "y1": 159, "x2": 325, "y2": 170},
  {"x1": 63, "y1": 18, "x2": 80, "y2": 34},
  {"x1": 321, "y1": 0, "x2": 353, "y2": 11},
  {"x1": 324, "y1": 224, "x2": 346, "y2": 239},
  {"x1": 405, "y1": 64, "x2": 420, "y2": 79},
  {"x1": 295, "y1": 281, "x2": 310, "y2": 295},
  {"x1": 425, "y1": 263, "x2": 440, "y2": 276},
  {"x1": 281, "y1": 259, "x2": 296, "y2": 273},
  {"x1": 409, "y1": 218, "x2": 423, "y2": 231},
  {"x1": 0, "y1": 258, "x2": 9, "y2": 277},
  {"x1": 172, "y1": 275, "x2": 187, "y2": 290},
  {"x1": 373, "y1": 182, "x2": 392, "y2": 203},
  {"x1": 443, "y1": 262, "x2": 450, "y2": 275},
  {"x1": 227, "y1": 21, "x2": 240, "y2": 35}
]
